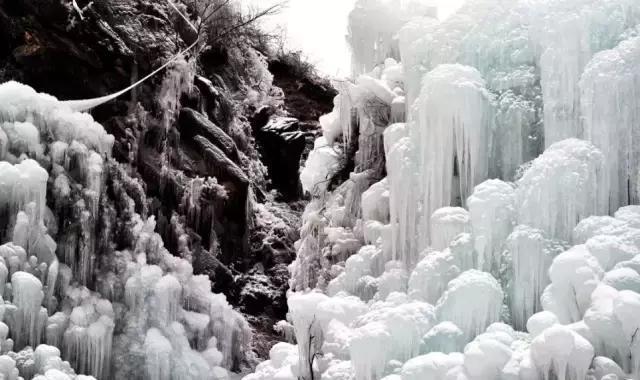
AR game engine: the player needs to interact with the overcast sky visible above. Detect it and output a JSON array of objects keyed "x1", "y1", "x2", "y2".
[{"x1": 265, "y1": 0, "x2": 466, "y2": 77}]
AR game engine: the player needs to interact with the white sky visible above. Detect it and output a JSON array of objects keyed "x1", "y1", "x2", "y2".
[{"x1": 264, "y1": 0, "x2": 466, "y2": 77}]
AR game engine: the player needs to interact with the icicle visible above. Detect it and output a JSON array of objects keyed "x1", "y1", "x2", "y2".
[
  {"x1": 10, "y1": 271, "x2": 46, "y2": 349},
  {"x1": 435, "y1": 270, "x2": 503, "y2": 343},
  {"x1": 412, "y1": 64, "x2": 494, "y2": 250},
  {"x1": 144, "y1": 328, "x2": 172, "y2": 380},
  {"x1": 516, "y1": 138, "x2": 606, "y2": 242},
  {"x1": 506, "y1": 226, "x2": 562, "y2": 331},
  {"x1": 467, "y1": 180, "x2": 516, "y2": 274},
  {"x1": 430, "y1": 207, "x2": 470, "y2": 251},
  {"x1": 153, "y1": 274, "x2": 182, "y2": 325},
  {"x1": 385, "y1": 136, "x2": 419, "y2": 266},
  {"x1": 579, "y1": 36, "x2": 640, "y2": 212}
]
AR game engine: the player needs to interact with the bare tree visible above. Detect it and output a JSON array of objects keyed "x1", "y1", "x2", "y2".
[
  {"x1": 302, "y1": 315, "x2": 324, "y2": 380},
  {"x1": 184, "y1": 0, "x2": 287, "y2": 46}
]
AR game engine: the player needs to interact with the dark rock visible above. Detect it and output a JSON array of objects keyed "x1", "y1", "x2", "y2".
[
  {"x1": 268, "y1": 58, "x2": 337, "y2": 122},
  {"x1": 194, "y1": 75, "x2": 235, "y2": 128},
  {"x1": 249, "y1": 105, "x2": 276, "y2": 130},
  {"x1": 255, "y1": 117, "x2": 308, "y2": 200},
  {"x1": 179, "y1": 108, "x2": 241, "y2": 163},
  {"x1": 193, "y1": 135, "x2": 248, "y2": 186}
]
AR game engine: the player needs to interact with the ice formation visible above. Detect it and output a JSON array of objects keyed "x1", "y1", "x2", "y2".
[
  {"x1": 250, "y1": 0, "x2": 640, "y2": 380},
  {"x1": 0, "y1": 79, "x2": 251, "y2": 380}
]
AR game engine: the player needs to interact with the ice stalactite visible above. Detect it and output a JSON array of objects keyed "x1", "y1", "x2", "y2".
[
  {"x1": 347, "y1": 0, "x2": 436, "y2": 77},
  {"x1": 289, "y1": 201, "x2": 328, "y2": 292},
  {"x1": 350, "y1": 298, "x2": 435, "y2": 380},
  {"x1": 516, "y1": 138, "x2": 607, "y2": 243},
  {"x1": 506, "y1": 225, "x2": 563, "y2": 331},
  {"x1": 529, "y1": 324, "x2": 594, "y2": 380},
  {"x1": 397, "y1": 17, "x2": 439, "y2": 110},
  {"x1": 0, "y1": 80, "x2": 252, "y2": 380},
  {"x1": 0, "y1": 160, "x2": 49, "y2": 239},
  {"x1": 249, "y1": 1, "x2": 640, "y2": 380},
  {"x1": 10, "y1": 271, "x2": 46, "y2": 349},
  {"x1": 531, "y1": 0, "x2": 640, "y2": 147},
  {"x1": 420, "y1": 322, "x2": 465, "y2": 355},
  {"x1": 412, "y1": 64, "x2": 494, "y2": 250},
  {"x1": 62, "y1": 287, "x2": 114, "y2": 379},
  {"x1": 408, "y1": 250, "x2": 460, "y2": 304},
  {"x1": 430, "y1": 207, "x2": 470, "y2": 252},
  {"x1": 144, "y1": 328, "x2": 172, "y2": 380},
  {"x1": 436, "y1": 270, "x2": 503, "y2": 344},
  {"x1": 541, "y1": 245, "x2": 603, "y2": 324},
  {"x1": 493, "y1": 92, "x2": 539, "y2": 180},
  {"x1": 0, "y1": 82, "x2": 114, "y2": 155},
  {"x1": 444, "y1": 324, "x2": 519, "y2": 380},
  {"x1": 467, "y1": 180, "x2": 516, "y2": 275},
  {"x1": 536, "y1": 16, "x2": 591, "y2": 146},
  {"x1": 584, "y1": 286, "x2": 640, "y2": 377},
  {"x1": 580, "y1": 36, "x2": 640, "y2": 212},
  {"x1": 385, "y1": 136, "x2": 419, "y2": 266}
]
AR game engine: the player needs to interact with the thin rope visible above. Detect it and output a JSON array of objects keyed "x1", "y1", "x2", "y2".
[
  {"x1": 62, "y1": 0, "x2": 199, "y2": 112},
  {"x1": 167, "y1": 0, "x2": 199, "y2": 33}
]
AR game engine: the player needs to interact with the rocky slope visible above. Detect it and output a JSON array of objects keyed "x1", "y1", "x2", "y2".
[{"x1": 0, "y1": 0, "x2": 335, "y2": 360}]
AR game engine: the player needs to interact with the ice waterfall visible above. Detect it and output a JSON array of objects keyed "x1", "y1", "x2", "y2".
[
  {"x1": 246, "y1": 0, "x2": 640, "y2": 380},
  {"x1": 0, "y1": 81, "x2": 251, "y2": 380}
]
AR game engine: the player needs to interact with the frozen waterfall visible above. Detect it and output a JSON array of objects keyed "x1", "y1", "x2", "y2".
[{"x1": 247, "y1": 0, "x2": 640, "y2": 380}]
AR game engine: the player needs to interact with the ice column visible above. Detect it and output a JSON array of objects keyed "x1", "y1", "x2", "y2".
[
  {"x1": 430, "y1": 207, "x2": 470, "y2": 251},
  {"x1": 580, "y1": 36, "x2": 640, "y2": 211},
  {"x1": 413, "y1": 64, "x2": 493, "y2": 250},
  {"x1": 506, "y1": 225, "x2": 562, "y2": 331},
  {"x1": 144, "y1": 328, "x2": 172, "y2": 380},
  {"x1": 467, "y1": 180, "x2": 516, "y2": 274},
  {"x1": 10, "y1": 271, "x2": 46, "y2": 349},
  {"x1": 435, "y1": 270, "x2": 503, "y2": 343},
  {"x1": 516, "y1": 138, "x2": 606, "y2": 242},
  {"x1": 385, "y1": 137, "x2": 419, "y2": 266}
]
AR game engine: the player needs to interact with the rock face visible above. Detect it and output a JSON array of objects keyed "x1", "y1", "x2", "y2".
[
  {"x1": 0, "y1": 0, "x2": 336, "y2": 361},
  {"x1": 253, "y1": 115, "x2": 307, "y2": 200}
]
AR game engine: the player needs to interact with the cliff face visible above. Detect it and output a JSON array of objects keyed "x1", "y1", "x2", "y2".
[{"x1": 0, "y1": 0, "x2": 335, "y2": 359}]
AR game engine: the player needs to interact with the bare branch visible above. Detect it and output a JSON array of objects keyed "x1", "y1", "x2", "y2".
[{"x1": 209, "y1": 2, "x2": 285, "y2": 43}]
